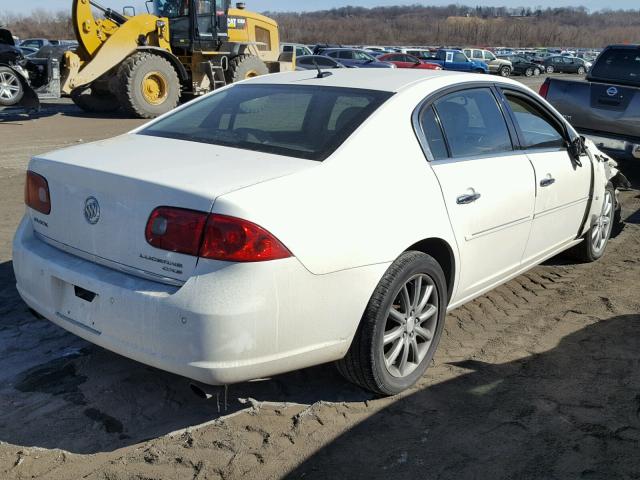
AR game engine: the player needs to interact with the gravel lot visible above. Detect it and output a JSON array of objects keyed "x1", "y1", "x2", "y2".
[{"x1": 1, "y1": 73, "x2": 639, "y2": 480}]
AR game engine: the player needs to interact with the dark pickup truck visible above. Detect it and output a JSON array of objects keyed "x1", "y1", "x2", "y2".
[{"x1": 540, "y1": 45, "x2": 640, "y2": 161}]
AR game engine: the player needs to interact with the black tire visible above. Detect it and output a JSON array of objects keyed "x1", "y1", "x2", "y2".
[
  {"x1": 116, "y1": 52, "x2": 180, "y2": 119},
  {"x1": 546, "y1": 65, "x2": 554, "y2": 74},
  {"x1": 70, "y1": 87, "x2": 120, "y2": 114},
  {"x1": 525, "y1": 67, "x2": 534, "y2": 77},
  {"x1": 570, "y1": 184, "x2": 616, "y2": 262},
  {"x1": 499, "y1": 66, "x2": 511, "y2": 77},
  {"x1": 577, "y1": 66, "x2": 586, "y2": 75},
  {"x1": 0, "y1": 66, "x2": 24, "y2": 106},
  {"x1": 336, "y1": 251, "x2": 448, "y2": 396},
  {"x1": 225, "y1": 55, "x2": 269, "y2": 84}
]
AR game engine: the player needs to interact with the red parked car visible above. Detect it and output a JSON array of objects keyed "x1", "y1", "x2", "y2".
[{"x1": 377, "y1": 53, "x2": 442, "y2": 70}]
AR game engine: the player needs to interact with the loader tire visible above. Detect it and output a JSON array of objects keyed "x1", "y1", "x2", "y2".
[
  {"x1": 226, "y1": 55, "x2": 269, "y2": 84},
  {"x1": 116, "y1": 52, "x2": 180, "y2": 119},
  {"x1": 70, "y1": 87, "x2": 120, "y2": 114}
]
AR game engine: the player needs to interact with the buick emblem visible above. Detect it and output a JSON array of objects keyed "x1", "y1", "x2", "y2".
[
  {"x1": 606, "y1": 86, "x2": 618, "y2": 97},
  {"x1": 84, "y1": 197, "x2": 100, "y2": 225}
]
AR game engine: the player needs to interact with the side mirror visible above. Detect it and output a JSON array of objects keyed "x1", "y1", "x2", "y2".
[
  {"x1": 567, "y1": 136, "x2": 585, "y2": 164},
  {"x1": 123, "y1": 5, "x2": 136, "y2": 16}
]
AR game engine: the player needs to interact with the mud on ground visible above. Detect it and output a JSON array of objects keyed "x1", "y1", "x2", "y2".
[{"x1": 0, "y1": 83, "x2": 639, "y2": 479}]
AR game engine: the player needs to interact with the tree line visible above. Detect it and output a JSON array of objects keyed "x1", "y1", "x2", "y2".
[
  {"x1": 270, "y1": 5, "x2": 640, "y2": 48},
  {"x1": 2, "y1": 5, "x2": 639, "y2": 48}
]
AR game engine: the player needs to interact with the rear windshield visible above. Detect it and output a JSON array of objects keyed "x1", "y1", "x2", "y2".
[
  {"x1": 590, "y1": 48, "x2": 640, "y2": 86},
  {"x1": 139, "y1": 84, "x2": 392, "y2": 161}
]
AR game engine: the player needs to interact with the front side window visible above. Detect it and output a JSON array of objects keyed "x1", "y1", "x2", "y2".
[
  {"x1": 354, "y1": 51, "x2": 375, "y2": 61},
  {"x1": 140, "y1": 84, "x2": 392, "y2": 161},
  {"x1": 338, "y1": 51, "x2": 355, "y2": 60},
  {"x1": 154, "y1": 0, "x2": 189, "y2": 17},
  {"x1": 504, "y1": 94, "x2": 565, "y2": 149},
  {"x1": 453, "y1": 52, "x2": 467, "y2": 63},
  {"x1": 484, "y1": 51, "x2": 496, "y2": 61},
  {"x1": 255, "y1": 26, "x2": 271, "y2": 51},
  {"x1": 433, "y1": 88, "x2": 512, "y2": 158}
]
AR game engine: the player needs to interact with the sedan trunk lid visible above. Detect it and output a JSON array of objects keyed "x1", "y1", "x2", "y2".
[{"x1": 28, "y1": 134, "x2": 314, "y2": 284}]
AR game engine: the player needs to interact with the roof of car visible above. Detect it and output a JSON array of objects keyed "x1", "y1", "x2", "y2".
[{"x1": 243, "y1": 69, "x2": 467, "y2": 93}]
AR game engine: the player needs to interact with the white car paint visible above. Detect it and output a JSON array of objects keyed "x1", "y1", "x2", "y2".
[{"x1": 13, "y1": 70, "x2": 615, "y2": 386}]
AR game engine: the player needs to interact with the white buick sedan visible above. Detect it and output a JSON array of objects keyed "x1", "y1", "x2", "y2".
[{"x1": 14, "y1": 70, "x2": 619, "y2": 395}]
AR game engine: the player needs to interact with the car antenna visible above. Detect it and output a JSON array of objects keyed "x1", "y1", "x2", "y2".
[{"x1": 312, "y1": 59, "x2": 333, "y2": 78}]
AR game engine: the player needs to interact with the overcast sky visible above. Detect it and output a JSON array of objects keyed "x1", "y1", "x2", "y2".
[{"x1": 5, "y1": 0, "x2": 639, "y2": 14}]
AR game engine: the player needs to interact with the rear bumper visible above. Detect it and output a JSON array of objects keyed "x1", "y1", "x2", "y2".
[
  {"x1": 12, "y1": 216, "x2": 388, "y2": 385},
  {"x1": 580, "y1": 130, "x2": 640, "y2": 161}
]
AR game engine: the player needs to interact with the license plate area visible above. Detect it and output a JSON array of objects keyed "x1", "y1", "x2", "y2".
[{"x1": 52, "y1": 277, "x2": 101, "y2": 334}]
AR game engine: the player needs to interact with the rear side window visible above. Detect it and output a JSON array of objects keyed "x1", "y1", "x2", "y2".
[
  {"x1": 590, "y1": 48, "x2": 640, "y2": 85},
  {"x1": 433, "y1": 88, "x2": 512, "y2": 158},
  {"x1": 315, "y1": 57, "x2": 335, "y2": 66},
  {"x1": 139, "y1": 84, "x2": 392, "y2": 161},
  {"x1": 419, "y1": 106, "x2": 448, "y2": 160},
  {"x1": 504, "y1": 94, "x2": 564, "y2": 149}
]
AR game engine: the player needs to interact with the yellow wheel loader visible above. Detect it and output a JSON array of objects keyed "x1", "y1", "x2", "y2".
[{"x1": 62, "y1": 0, "x2": 294, "y2": 118}]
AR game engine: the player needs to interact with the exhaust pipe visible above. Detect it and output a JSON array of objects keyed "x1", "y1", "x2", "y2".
[{"x1": 190, "y1": 382, "x2": 229, "y2": 411}]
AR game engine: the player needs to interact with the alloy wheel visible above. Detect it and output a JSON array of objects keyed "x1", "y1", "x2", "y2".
[
  {"x1": 0, "y1": 70, "x2": 20, "y2": 102},
  {"x1": 382, "y1": 274, "x2": 439, "y2": 378},
  {"x1": 591, "y1": 189, "x2": 614, "y2": 255}
]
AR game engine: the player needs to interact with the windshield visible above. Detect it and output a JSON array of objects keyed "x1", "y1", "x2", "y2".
[
  {"x1": 153, "y1": 0, "x2": 190, "y2": 18},
  {"x1": 139, "y1": 84, "x2": 393, "y2": 161},
  {"x1": 590, "y1": 48, "x2": 640, "y2": 86}
]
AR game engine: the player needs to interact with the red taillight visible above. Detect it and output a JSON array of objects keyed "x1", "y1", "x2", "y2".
[
  {"x1": 539, "y1": 79, "x2": 550, "y2": 99},
  {"x1": 200, "y1": 214, "x2": 291, "y2": 262},
  {"x1": 145, "y1": 208, "x2": 291, "y2": 263},
  {"x1": 25, "y1": 171, "x2": 51, "y2": 215},
  {"x1": 145, "y1": 207, "x2": 208, "y2": 256}
]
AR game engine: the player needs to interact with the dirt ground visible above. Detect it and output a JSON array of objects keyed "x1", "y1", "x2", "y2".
[{"x1": 0, "y1": 74, "x2": 639, "y2": 480}]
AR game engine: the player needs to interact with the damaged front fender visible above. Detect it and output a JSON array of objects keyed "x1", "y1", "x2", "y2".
[{"x1": 0, "y1": 64, "x2": 40, "y2": 111}]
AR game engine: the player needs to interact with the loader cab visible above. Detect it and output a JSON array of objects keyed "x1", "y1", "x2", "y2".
[{"x1": 152, "y1": 0, "x2": 230, "y2": 51}]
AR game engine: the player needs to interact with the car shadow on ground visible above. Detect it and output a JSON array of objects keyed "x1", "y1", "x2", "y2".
[
  {"x1": 285, "y1": 313, "x2": 640, "y2": 480},
  {"x1": 0, "y1": 260, "x2": 372, "y2": 455},
  {"x1": 0, "y1": 102, "x2": 129, "y2": 122}
]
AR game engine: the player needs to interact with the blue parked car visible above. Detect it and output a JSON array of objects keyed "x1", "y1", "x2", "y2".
[
  {"x1": 426, "y1": 49, "x2": 489, "y2": 73},
  {"x1": 319, "y1": 48, "x2": 396, "y2": 69}
]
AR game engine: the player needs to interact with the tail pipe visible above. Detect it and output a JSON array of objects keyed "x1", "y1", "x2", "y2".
[{"x1": 189, "y1": 382, "x2": 230, "y2": 411}]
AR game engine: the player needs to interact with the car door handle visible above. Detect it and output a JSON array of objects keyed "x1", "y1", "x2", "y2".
[
  {"x1": 540, "y1": 176, "x2": 556, "y2": 187},
  {"x1": 456, "y1": 192, "x2": 482, "y2": 204}
]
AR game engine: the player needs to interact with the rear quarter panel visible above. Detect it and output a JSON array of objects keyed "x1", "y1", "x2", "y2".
[{"x1": 212, "y1": 80, "x2": 460, "y2": 292}]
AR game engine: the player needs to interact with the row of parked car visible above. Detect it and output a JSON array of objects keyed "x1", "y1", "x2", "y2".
[
  {"x1": 282, "y1": 43, "x2": 593, "y2": 78},
  {"x1": 15, "y1": 38, "x2": 78, "y2": 58}
]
